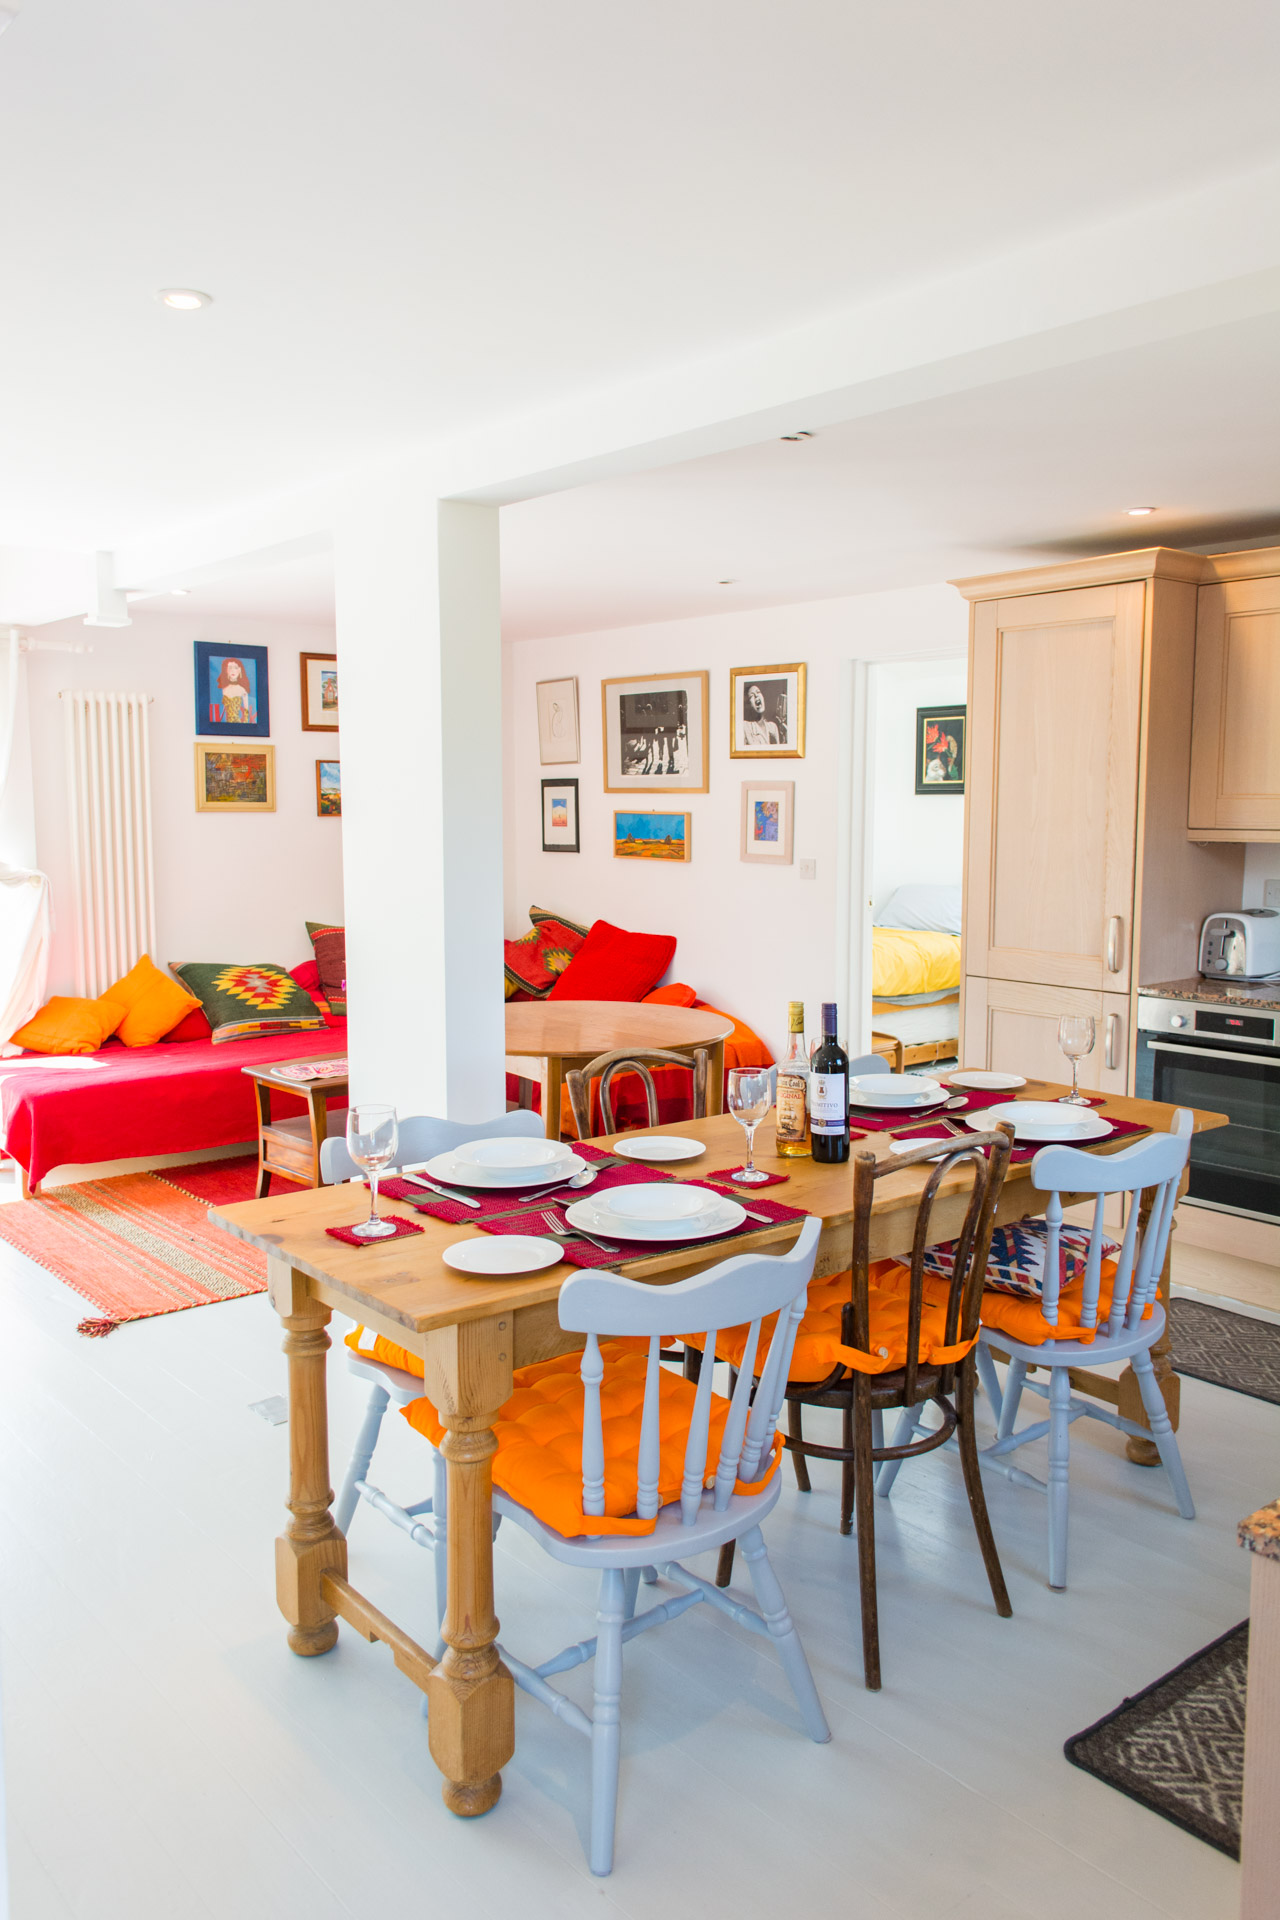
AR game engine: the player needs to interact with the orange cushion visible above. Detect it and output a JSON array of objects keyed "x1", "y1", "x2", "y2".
[
  {"x1": 643, "y1": 982, "x2": 698, "y2": 1008},
  {"x1": 11, "y1": 995, "x2": 120, "y2": 1056},
  {"x1": 346, "y1": 1327, "x2": 424, "y2": 1375},
  {"x1": 97, "y1": 955, "x2": 202, "y2": 1047},
  {"x1": 400, "y1": 1341, "x2": 781, "y2": 1539},
  {"x1": 871, "y1": 1256, "x2": 1142, "y2": 1348}
]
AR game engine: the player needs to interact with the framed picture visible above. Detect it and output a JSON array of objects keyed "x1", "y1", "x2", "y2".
[
  {"x1": 194, "y1": 641, "x2": 270, "y2": 738},
  {"x1": 300, "y1": 653, "x2": 339, "y2": 731},
  {"x1": 536, "y1": 677, "x2": 579, "y2": 764},
  {"x1": 602, "y1": 671, "x2": 709, "y2": 792},
  {"x1": 541, "y1": 777, "x2": 579, "y2": 852},
  {"x1": 740, "y1": 779, "x2": 795, "y2": 864},
  {"x1": 194, "y1": 744, "x2": 275, "y2": 812},
  {"x1": 915, "y1": 705, "x2": 966, "y2": 795},
  {"x1": 613, "y1": 810, "x2": 691, "y2": 861},
  {"x1": 729, "y1": 662, "x2": 806, "y2": 758},
  {"x1": 316, "y1": 759, "x2": 341, "y2": 816}
]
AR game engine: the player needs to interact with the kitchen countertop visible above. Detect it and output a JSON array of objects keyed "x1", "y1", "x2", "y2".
[{"x1": 1141, "y1": 975, "x2": 1280, "y2": 1011}]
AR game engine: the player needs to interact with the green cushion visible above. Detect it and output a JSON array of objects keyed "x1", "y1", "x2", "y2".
[{"x1": 170, "y1": 962, "x2": 327, "y2": 1045}]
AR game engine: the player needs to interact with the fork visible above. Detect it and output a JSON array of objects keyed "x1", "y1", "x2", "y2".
[{"x1": 538, "y1": 1209, "x2": 619, "y2": 1255}]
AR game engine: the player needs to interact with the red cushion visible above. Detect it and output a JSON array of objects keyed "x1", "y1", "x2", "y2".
[
  {"x1": 548, "y1": 919, "x2": 676, "y2": 1002},
  {"x1": 160, "y1": 1004, "x2": 213, "y2": 1043},
  {"x1": 290, "y1": 960, "x2": 321, "y2": 994},
  {"x1": 643, "y1": 982, "x2": 697, "y2": 1007}
]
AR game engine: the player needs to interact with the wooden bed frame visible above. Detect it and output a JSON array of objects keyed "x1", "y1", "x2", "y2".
[{"x1": 871, "y1": 991, "x2": 960, "y2": 1070}]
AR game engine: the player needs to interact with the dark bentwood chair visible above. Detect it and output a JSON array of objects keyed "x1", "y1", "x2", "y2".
[{"x1": 565, "y1": 1046, "x2": 710, "y2": 1142}]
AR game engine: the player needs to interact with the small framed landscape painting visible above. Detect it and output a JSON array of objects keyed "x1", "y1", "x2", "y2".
[
  {"x1": 316, "y1": 759, "x2": 341, "y2": 816},
  {"x1": 195, "y1": 744, "x2": 275, "y2": 812},
  {"x1": 536, "y1": 677, "x2": 580, "y2": 765},
  {"x1": 194, "y1": 642, "x2": 270, "y2": 738},
  {"x1": 729, "y1": 662, "x2": 805, "y2": 759},
  {"x1": 740, "y1": 779, "x2": 795, "y2": 864},
  {"x1": 915, "y1": 705, "x2": 966, "y2": 795},
  {"x1": 300, "y1": 653, "x2": 339, "y2": 731},
  {"x1": 613, "y1": 810, "x2": 691, "y2": 862},
  {"x1": 602, "y1": 672, "x2": 709, "y2": 793},
  {"x1": 541, "y1": 777, "x2": 579, "y2": 852}
]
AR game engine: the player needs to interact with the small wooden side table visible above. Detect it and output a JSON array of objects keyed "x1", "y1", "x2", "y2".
[{"x1": 243, "y1": 1058, "x2": 349, "y2": 1198}]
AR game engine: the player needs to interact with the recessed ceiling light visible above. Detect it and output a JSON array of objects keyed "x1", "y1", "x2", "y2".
[
  {"x1": 780, "y1": 430, "x2": 816, "y2": 442},
  {"x1": 171, "y1": 587, "x2": 191, "y2": 595},
  {"x1": 157, "y1": 288, "x2": 212, "y2": 311},
  {"x1": 1126, "y1": 506, "x2": 1156, "y2": 516},
  {"x1": 718, "y1": 579, "x2": 737, "y2": 586}
]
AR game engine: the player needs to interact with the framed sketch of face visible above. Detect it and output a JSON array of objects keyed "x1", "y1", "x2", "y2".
[
  {"x1": 601, "y1": 671, "x2": 709, "y2": 793},
  {"x1": 729, "y1": 663, "x2": 806, "y2": 759},
  {"x1": 536, "y1": 677, "x2": 580, "y2": 765}
]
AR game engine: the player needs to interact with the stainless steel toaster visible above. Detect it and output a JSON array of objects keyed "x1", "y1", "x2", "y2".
[{"x1": 1199, "y1": 909, "x2": 1280, "y2": 982}]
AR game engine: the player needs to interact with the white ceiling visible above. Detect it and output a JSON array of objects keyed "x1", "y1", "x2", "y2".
[{"x1": 4, "y1": 0, "x2": 1280, "y2": 558}]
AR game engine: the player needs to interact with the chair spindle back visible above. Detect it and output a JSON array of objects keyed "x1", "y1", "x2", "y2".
[{"x1": 565, "y1": 1047, "x2": 711, "y2": 1141}]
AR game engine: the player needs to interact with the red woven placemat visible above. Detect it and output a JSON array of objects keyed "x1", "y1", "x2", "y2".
[
  {"x1": 326, "y1": 1214, "x2": 424, "y2": 1246},
  {"x1": 379, "y1": 1145, "x2": 675, "y2": 1225}
]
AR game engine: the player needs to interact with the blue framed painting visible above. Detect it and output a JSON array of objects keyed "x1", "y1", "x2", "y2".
[{"x1": 194, "y1": 641, "x2": 270, "y2": 738}]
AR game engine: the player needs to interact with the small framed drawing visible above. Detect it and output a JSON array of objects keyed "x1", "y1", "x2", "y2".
[
  {"x1": 740, "y1": 780, "x2": 795, "y2": 864},
  {"x1": 194, "y1": 641, "x2": 270, "y2": 738},
  {"x1": 541, "y1": 777, "x2": 579, "y2": 852},
  {"x1": 536, "y1": 677, "x2": 580, "y2": 765},
  {"x1": 195, "y1": 744, "x2": 276, "y2": 812},
  {"x1": 316, "y1": 759, "x2": 341, "y2": 816},
  {"x1": 613, "y1": 810, "x2": 691, "y2": 862},
  {"x1": 729, "y1": 662, "x2": 805, "y2": 759},
  {"x1": 915, "y1": 705, "x2": 966, "y2": 795},
  {"x1": 602, "y1": 671, "x2": 709, "y2": 792},
  {"x1": 300, "y1": 653, "x2": 339, "y2": 731}
]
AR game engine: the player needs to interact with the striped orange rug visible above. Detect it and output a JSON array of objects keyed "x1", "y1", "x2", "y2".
[{"x1": 0, "y1": 1156, "x2": 266, "y2": 1336}]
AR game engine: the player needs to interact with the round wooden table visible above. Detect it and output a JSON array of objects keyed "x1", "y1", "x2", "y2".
[{"x1": 504, "y1": 1000, "x2": 735, "y2": 1138}]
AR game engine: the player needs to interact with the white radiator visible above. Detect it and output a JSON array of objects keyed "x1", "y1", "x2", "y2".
[{"x1": 61, "y1": 691, "x2": 156, "y2": 997}]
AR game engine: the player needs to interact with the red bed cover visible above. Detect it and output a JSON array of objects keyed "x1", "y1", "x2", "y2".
[{"x1": 1, "y1": 1023, "x2": 347, "y2": 1185}]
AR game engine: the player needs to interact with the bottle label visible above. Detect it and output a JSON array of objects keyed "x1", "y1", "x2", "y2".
[
  {"x1": 776, "y1": 1071, "x2": 809, "y2": 1143},
  {"x1": 809, "y1": 1073, "x2": 846, "y2": 1134}
]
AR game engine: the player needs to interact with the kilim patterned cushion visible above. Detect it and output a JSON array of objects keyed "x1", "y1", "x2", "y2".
[
  {"x1": 305, "y1": 919, "x2": 347, "y2": 1015},
  {"x1": 922, "y1": 1218, "x2": 1119, "y2": 1302},
  {"x1": 170, "y1": 962, "x2": 327, "y2": 1045},
  {"x1": 503, "y1": 909, "x2": 588, "y2": 1000}
]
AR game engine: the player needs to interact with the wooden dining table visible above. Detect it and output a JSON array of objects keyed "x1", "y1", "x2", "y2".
[
  {"x1": 210, "y1": 1082, "x2": 1226, "y2": 1825},
  {"x1": 503, "y1": 999, "x2": 735, "y2": 1138}
]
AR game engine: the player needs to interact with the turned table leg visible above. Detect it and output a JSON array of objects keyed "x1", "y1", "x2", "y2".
[
  {"x1": 1119, "y1": 1173, "x2": 1185, "y2": 1468},
  {"x1": 270, "y1": 1260, "x2": 348, "y2": 1653}
]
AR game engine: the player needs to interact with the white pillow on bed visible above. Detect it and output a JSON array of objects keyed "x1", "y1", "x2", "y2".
[{"x1": 874, "y1": 884, "x2": 962, "y2": 935}]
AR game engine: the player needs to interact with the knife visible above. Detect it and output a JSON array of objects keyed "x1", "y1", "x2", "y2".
[{"x1": 400, "y1": 1172, "x2": 482, "y2": 1210}]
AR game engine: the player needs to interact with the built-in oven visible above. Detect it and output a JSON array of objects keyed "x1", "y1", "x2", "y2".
[{"x1": 1135, "y1": 995, "x2": 1280, "y2": 1224}]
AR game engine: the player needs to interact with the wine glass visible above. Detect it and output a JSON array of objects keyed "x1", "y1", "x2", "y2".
[
  {"x1": 345, "y1": 1103, "x2": 399, "y2": 1238},
  {"x1": 1056, "y1": 1016, "x2": 1096, "y2": 1106},
  {"x1": 727, "y1": 1067, "x2": 773, "y2": 1185}
]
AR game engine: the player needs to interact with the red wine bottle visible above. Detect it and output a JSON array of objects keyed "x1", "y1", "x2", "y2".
[{"x1": 810, "y1": 1002, "x2": 850, "y2": 1163}]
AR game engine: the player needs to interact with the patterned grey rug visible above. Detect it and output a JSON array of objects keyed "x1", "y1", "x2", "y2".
[
  {"x1": 1172, "y1": 1298, "x2": 1280, "y2": 1405},
  {"x1": 1065, "y1": 1623, "x2": 1247, "y2": 1857}
]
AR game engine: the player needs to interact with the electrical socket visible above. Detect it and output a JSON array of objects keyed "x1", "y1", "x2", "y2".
[
  {"x1": 798, "y1": 859, "x2": 816, "y2": 880},
  {"x1": 1265, "y1": 879, "x2": 1280, "y2": 911}
]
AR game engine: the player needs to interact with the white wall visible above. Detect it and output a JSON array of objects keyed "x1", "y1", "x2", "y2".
[
  {"x1": 504, "y1": 583, "x2": 967, "y2": 1058},
  {"x1": 1243, "y1": 843, "x2": 1280, "y2": 909},
  {"x1": 869, "y1": 658, "x2": 967, "y2": 915},
  {"x1": 26, "y1": 609, "x2": 344, "y2": 994}
]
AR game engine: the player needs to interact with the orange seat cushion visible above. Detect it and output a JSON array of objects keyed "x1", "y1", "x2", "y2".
[
  {"x1": 399, "y1": 1341, "x2": 781, "y2": 1539},
  {"x1": 97, "y1": 955, "x2": 203, "y2": 1047},
  {"x1": 346, "y1": 1326, "x2": 424, "y2": 1375},
  {"x1": 11, "y1": 995, "x2": 121, "y2": 1056},
  {"x1": 871, "y1": 1255, "x2": 1141, "y2": 1348}
]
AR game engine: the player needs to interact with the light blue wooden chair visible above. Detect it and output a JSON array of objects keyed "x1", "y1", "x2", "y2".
[
  {"x1": 412, "y1": 1215, "x2": 830, "y2": 1875},
  {"x1": 878, "y1": 1109, "x2": 1195, "y2": 1590}
]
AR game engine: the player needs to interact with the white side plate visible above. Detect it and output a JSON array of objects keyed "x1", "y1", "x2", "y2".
[
  {"x1": 946, "y1": 1070, "x2": 1027, "y2": 1091},
  {"x1": 442, "y1": 1235, "x2": 563, "y2": 1276},
  {"x1": 849, "y1": 1089, "x2": 945, "y2": 1110},
  {"x1": 612, "y1": 1135, "x2": 707, "y2": 1162}
]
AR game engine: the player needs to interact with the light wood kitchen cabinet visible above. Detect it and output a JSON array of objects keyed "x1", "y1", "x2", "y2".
[
  {"x1": 962, "y1": 978, "x2": 1130, "y2": 1095},
  {"x1": 1188, "y1": 566, "x2": 1280, "y2": 840}
]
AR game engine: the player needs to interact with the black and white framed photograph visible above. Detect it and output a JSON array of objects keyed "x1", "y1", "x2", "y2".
[
  {"x1": 601, "y1": 671, "x2": 709, "y2": 793},
  {"x1": 541, "y1": 776, "x2": 580, "y2": 852},
  {"x1": 729, "y1": 662, "x2": 806, "y2": 758},
  {"x1": 536, "y1": 676, "x2": 580, "y2": 765}
]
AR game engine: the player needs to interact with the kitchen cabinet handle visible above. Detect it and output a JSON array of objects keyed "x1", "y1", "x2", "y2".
[
  {"x1": 1106, "y1": 916, "x2": 1124, "y2": 973},
  {"x1": 1105, "y1": 1012, "x2": 1121, "y2": 1071}
]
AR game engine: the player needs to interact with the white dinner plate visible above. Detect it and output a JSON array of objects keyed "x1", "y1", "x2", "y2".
[
  {"x1": 566, "y1": 1194, "x2": 747, "y2": 1242},
  {"x1": 849, "y1": 1087, "x2": 946, "y2": 1111},
  {"x1": 450, "y1": 1137, "x2": 575, "y2": 1172},
  {"x1": 442, "y1": 1235, "x2": 563, "y2": 1276},
  {"x1": 596, "y1": 1183, "x2": 709, "y2": 1224},
  {"x1": 945, "y1": 1069, "x2": 1027, "y2": 1091},
  {"x1": 889, "y1": 1136, "x2": 952, "y2": 1160},
  {"x1": 965, "y1": 1100, "x2": 1112, "y2": 1144},
  {"x1": 612, "y1": 1135, "x2": 706, "y2": 1162},
  {"x1": 423, "y1": 1148, "x2": 587, "y2": 1190},
  {"x1": 849, "y1": 1073, "x2": 942, "y2": 1106}
]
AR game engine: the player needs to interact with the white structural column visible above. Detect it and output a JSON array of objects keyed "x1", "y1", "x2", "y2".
[{"x1": 335, "y1": 489, "x2": 505, "y2": 1118}]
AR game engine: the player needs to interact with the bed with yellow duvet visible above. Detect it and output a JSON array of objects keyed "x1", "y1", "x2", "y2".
[{"x1": 870, "y1": 886, "x2": 963, "y2": 1067}]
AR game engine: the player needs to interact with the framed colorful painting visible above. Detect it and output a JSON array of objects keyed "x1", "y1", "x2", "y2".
[
  {"x1": 729, "y1": 663, "x2": 805, "y2": 758},
  {"x1": 602, "y1": 672, "x2": 709, "y2": 793},
  {"x1": 541, "y1": 776, "x2": 579, "y2": 852},
  {"x1": 300, "y1": 652, "x2": 339, "y2": 732},
  {"x1": 195, "y1": 744, "x2": 276, "y2": 812},
  {"x1": 915, "y1": 705, "x2": 966, "y2": 795},
  {"x1": 315, "y1": 759, "x2": 341, "y2": 816},
  {"x1": 194, "y1": 641, "x2": 270, "y2": 738},
  {"x1": 740, "y1": 779, "x2": 794, "y2": 864},
  {"x1": 613, "y1": 810, "x2": 691, "y2": 861}
]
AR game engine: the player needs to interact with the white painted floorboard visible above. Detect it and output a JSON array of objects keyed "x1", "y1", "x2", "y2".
[{"x1": 1, "y1": 1237, "x2": 1272, "y2": 1918}]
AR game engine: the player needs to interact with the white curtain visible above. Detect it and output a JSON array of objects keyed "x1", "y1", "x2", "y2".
[{"x1": 0, "y1": 631, "x2": 51, "y2": 1052}]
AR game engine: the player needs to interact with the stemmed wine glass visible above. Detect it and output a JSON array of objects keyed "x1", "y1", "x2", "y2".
[
  {"x1": 345, "y1": 1104, "x2": 399, "y2": 1238},
  {"x1": 1057, "y1": 1016, "x2": 1096, "y2": 1106},
  {"x1": 727, "y1": 1067, "x2": 773, "y2": 1185}
]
